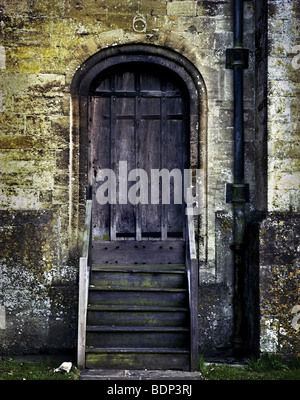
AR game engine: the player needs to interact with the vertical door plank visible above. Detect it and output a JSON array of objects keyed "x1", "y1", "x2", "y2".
[
  {"x1": 113, "y1": 72, "x2": 136, "y2": 238},
  {"x1": 139, "y1": 118, "x2": 161, "y2": 237},
  {"x1": 90, "y1": 97, "x2": 110, "y2": 241},
  {"x1": 110, "y1": 93, "x2": 117, "y2": 240},
  {"x1": 161, "y1": 94, "x2": 168, "y2": 240},
  {"x1": 166, "y1": 118, "x2": 184, "y2": 237},
  {"x1": 135, "y1": 87, "x2": 142, "y2": 240},
  {"x1": 115, "y1": 115, "x2": 136, "y2": 237},
  {"x1": 139, "y1": 93, "x2": 161, "y2": 237}
]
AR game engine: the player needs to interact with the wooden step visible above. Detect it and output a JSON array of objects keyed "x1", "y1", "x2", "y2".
[
  {"x1": 87, "y1": 305, "x2": 189, "y2": 327},
  {"x1": 88, "y1": 286, "x2": 188, "y2": 307},
  {"x1": 92, "y1": 264, "x2": 186, "y2": 271},
  {"x1": 92, "y1": 240, "x2": 185, "y2": 264},
  {"x1": 90, "y1": 264, "x2": 186, "y2": 288},
  {"x1": 85, "y1": 347, "x2": 190, "y2": 370},
  {"x1": 86, "y1": 325, "x2": 189, "y2": 348},
  {"x1": 80, "y1": 369, "x2": 203, "y2": 380}
]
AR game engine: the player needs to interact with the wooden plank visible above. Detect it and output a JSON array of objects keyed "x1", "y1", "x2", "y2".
[
  {"x1": 167, "y1": 119, "x2": 184, "y2": 237},
  {"x1": 92, "y1": 240, "x2": 185, "y2": 264},
  {"x1": 186, "y1": 194, "x2": 197, "y2": 260},
  {"x1": 77, "y1": 257, "x2": 89, "y2": 369},
  {"x1": 86, "y1": 326, "x2": 189, "y2": 333},
  {"x1": 115, "y1": 70, "x2": 135, "y2": 91},
  {"x1": 110, "y1": 92, "x2": 117, "y2": 240},
  {"x1": 77, "y1": 200, "x2": 92, "y2": 369},
  {"x1": 81, "y1": 200, "x2": 92, "y2": 258},
  {"x1": 161, "y1": 94, "x2": 167, "y2": 240},
  {"x1": 86, "y1": 329, "x2": 189, "y2": 349},
  {"x1": 140, "y1": 118, "x2": 161, "y2": 237},
  {"x1": 87, "y1": 306, "x2": 189, "y2": 327},
  {"x1": 90, "y1": 268, "x2": 186, "y2": 288},
  {"x1": 135, "y1": 92, "x2": 142, "y2": 240},
  {"x1": 91, "y1": 264, "x2": 185, "y2": 271},
  {"x1": 90, "y1": 97, "x2": 110, "y2": 241},
  {"x1": 92, "y1": 90, "x2": 181, "y2": 98},
  {"x1": 88, "y1": 288, "x2": 188, "y2": 308},
  {"x1": 115, "y1": 118, "x2": 135, "y2": 237},
  {"x1": 166, "y1": 92, "x2": 185, "y2": 237},
  {"x1": 85, "y1": 348, "x2": 190, "y2": 371},
  {"x1": 190, "y1": 259, "x2": 198, "y2": 371},
  {"x1": 185, "y1": 192, "x2": 198, "y2": 371}
]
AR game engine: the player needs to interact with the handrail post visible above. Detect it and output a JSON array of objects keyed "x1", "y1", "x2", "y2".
[
  {"x1": 185, "y1": 191, "x2": 199, "y2": 371},
  {"x1": 77, "y1": 257, "x2": 88, "y2": 369},
  {"x1": 77, "y1": 200, "x2": 92, "y2": 370},
  {"x1": 189, "y1": 257, "x2": 198, "y2": 371}
]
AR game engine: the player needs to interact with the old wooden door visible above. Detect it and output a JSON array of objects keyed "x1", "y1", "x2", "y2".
[{"x1": 89, "y1": 63, "x2": 188, "y2": 243}]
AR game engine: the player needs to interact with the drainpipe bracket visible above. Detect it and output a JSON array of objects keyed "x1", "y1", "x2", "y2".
[
  {"x1": 86, "y1": 185, "x2": 92, "y2": 200},
  {"x1": 226, "y1": 48, "x2": 249, "y2": 69},
  {"x1": 226, "y1": 183, "x2": 249, "y2": 203},
  {"x1": 230, "y1": 242, "x2": 247, "y2": 252}
]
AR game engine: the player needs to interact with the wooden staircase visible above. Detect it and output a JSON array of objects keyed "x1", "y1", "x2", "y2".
[
  {"x1": 77, "y1": 200, "x2": 198, "y2": 372},
  {"x1": 85, "y1": 261, "x2": 190, "y2": 370}
]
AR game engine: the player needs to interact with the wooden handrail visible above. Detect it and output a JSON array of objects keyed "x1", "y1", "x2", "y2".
[
  {"x1": 82, "y1": 200, "x2": 93, "y2": 259},
  {"x1": 185, "y1": 191, "x2": 199, "y2": 371},
  {"x1": 77, "y1": 200, "x2": 92, "y2": 370}
]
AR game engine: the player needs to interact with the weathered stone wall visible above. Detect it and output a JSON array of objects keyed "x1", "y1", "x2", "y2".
[
  {"x1": 256, "y1": 0, "x2": 300, "y2": 359},
  {"x1": 267, "y1": 0, "x2": 300, "y2": 213},
  {"x1": 254, "y1": 0, "x2": 268, "y2": 213},
  {"x1": 0, "y1": 0, "x2": 298, "y2": 359},
  {"x1": 0, "y1": 210, "x2": 78, "y2": 353},
  {"x1": 259, "y1": 214, "x2": 299, "y2": 357},
  {"x1": 0, "y1": 0, "x2": 246, "y2": 355}
]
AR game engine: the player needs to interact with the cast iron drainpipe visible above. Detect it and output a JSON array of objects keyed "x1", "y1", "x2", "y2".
[{"x1": 227, "y1": 0, "x2": 249, "y2": 356}]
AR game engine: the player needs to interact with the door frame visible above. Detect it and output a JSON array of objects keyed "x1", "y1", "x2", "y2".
[{"x1": 71, "y1": 44, "x2": 207, "y2": 262}]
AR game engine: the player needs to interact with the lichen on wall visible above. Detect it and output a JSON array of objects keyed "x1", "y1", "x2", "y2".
[
  {"x1": 259, "y1": 213, "x2": 300, "y2": 357},
  {"x1": 267, "y1": 0, "x2": 300, "y2": 213},
  {"x1": 254, "y1": 0, "x2": 300, "y2": 359},
  {"x1": 0, "y1": 209, "x2": 78, "y2": 353}
]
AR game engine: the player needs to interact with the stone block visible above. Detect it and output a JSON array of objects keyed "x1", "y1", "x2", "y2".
[
  {"x1": 39, "y1": 190, "x2": 53, "y2": 205},
  {"x1": 51, "y1": 116, "x2": 70, "y2": 148},
  {"x1": 140, "y1": 0, "x2": 167, "y2": 15},
  {"x1": 1, "y1": 0, "x2": 32, "y2": 16},
  {"x1": 106, "y1": 13, "x2": 135, "y2": 31},
  {"x1": 0, "y1": 113, "x2": 25, "y2": 135},
  {"x1": 25, "y1": 115, "x2": 52, "y2": 137},
  {"x1": 12, "y1": 95, "x2": 64, "y2": 116},
  {"x1": 32, "y1": 0, "x2": 65, "y2": 17},
  {"x1": 198, "y1": 283, "x2": 233, "y2": 355},
  {"x1": 55, "y1": 148, "x2": 70, "y2": 170},
  {"x1": 107, "y1": 0, "x2": 138, "y2": 15},
  {"x1": 65, "y1": 0, "x2": 106, "y2": 19},
  {"x1": 167, "y1": 1, "x2": 197, "y2": 17}
]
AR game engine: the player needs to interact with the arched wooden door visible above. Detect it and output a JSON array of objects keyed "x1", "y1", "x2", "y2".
[{"x1": 89, "y1": 63, "x2": 189, "y2": 246}]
